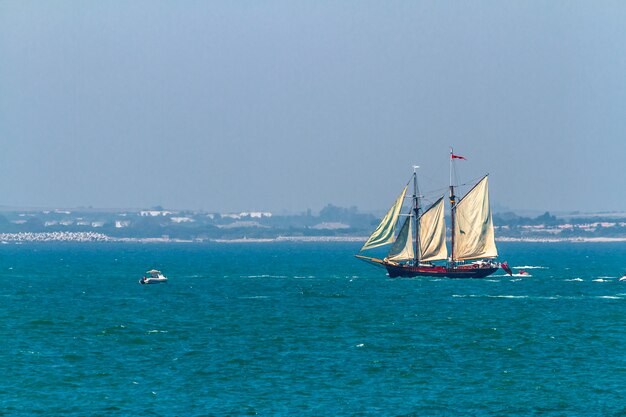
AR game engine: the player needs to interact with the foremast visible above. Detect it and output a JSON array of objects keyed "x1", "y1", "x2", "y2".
[{"x1": 412, "y1": 165, "x2": 421, "y2": 265}]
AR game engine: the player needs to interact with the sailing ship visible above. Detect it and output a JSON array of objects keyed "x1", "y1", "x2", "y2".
[{"x1": 356, "y1": 149, "x2": 512, "y2": 278}]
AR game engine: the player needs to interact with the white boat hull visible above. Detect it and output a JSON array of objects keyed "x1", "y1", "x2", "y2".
[{"x1": 140, "y1": 276, "x2": 168, "y2": 284}]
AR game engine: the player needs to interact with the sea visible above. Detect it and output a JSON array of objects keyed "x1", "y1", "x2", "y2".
[{"x1": 2, "y1": 241, "x2": 626, "y2": 416}]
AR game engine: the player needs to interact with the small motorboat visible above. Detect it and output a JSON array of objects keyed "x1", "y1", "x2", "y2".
[
  {"x1": 518, "y1": 270, "x2": 529, "y2": 276},
  {"x1": 140, "y1": 269, "x2": 168, "y2": 284}
]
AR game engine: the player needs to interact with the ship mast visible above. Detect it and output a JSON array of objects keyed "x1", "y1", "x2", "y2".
[
  {"x1": 449, "y1": 148, "x2": 456, "y2": 267},
  {"x1": 412, "y1": 165, "x2": 420, "y2": 265}
]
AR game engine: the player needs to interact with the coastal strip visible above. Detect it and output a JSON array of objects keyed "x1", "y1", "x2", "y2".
[
  {"x1": 2, "y1": 232, "x2": 626, "y2": 244},
  {"x1": 0, "y1": 232, "x2": 111, "y2": 242}
]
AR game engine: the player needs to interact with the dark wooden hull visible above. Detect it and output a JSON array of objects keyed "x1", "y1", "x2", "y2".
[{"x1": 385, "y1": 263, "x2": 499, "y2": 279}]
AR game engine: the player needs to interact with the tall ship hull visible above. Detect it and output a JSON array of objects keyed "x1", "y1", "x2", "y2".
[
  {"x1": 356, "y1": 255, "x2": 501, "y2": 278},
  {"x1": 356, "y1": 149, "x2": 512, "y2": 279},
  {"x1": 386, "y1": 263, "x2": 499, "y2": 279}
]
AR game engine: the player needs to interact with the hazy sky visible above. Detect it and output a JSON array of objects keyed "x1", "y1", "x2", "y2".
[{"x1": 2, "y1": 1, "x2": 626, "y2": 213}]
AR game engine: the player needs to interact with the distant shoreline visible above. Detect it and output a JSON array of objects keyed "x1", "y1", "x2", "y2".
[
  {"x1": 496, "y1": 237, "x2": 626, "y2": 243},
  {"x1": 2, "y1": 232, "x2": 626, "y2": 244},
  {"x1": 210, "y1": 236, "x2": 626, "y2": 243}
]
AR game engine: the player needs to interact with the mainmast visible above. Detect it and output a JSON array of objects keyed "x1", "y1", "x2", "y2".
[
  {"x1": 412, "y1": 165, "x2": 420, "y2": 264},
  {"x1": 449, "y1": 148, "x2": 456, "y2": 267}
]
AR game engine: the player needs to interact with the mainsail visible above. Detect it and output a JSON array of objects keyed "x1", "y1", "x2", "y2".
[
  {"x1": 360, "y1": 185, "x2": 408, "y2": 251},
  {"x1": 453, "y1": 176, "x2": 497, "y2": 260},
  {"x1": 419, "y1": 196, "x2": 448, "y2": 262},
  {"x1": 387, "y1": 215, "x2": 414, "y2": 261}
]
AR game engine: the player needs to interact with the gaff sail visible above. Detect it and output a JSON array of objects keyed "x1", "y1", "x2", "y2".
[
  {"x1": 453, "y1": 176, "x2": 497, "y2": 261},
  {"x1": 387, "y1": 215, "x2": 414, "y2": 262},
  {"x1": 360, "y1": 185, "x2": 408, "y2": 251},
  {"x1": 419, "y1": 196, "x2": 448, "y2": 262}
]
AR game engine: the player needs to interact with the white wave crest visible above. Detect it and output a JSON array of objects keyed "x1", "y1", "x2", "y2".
[
  {"x1": 487, "y1": 295, "x2": 529, "y2": 299},
  {"x1": 513, "y1": 265, "x2": 548, "y2": 269},
  {"x1": 243, "y1": 275, "x2": 287, "y2": 278},
  {"x1": 452, "y1": 294, "x2": 528, "y2": 299}
]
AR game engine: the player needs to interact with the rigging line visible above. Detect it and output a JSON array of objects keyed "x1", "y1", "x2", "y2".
[
  {"x1": 424, "y1": 188, "x2": 450, "y2": 200},
  {"x1": 422, "y1": 175, "x2": 483, "y2": 196}
]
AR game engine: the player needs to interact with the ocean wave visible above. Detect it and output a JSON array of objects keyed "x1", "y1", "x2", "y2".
[
  {"x1": 488, "y1": 295, "x2": 529, "y2": 299},
  {"x1": 243, "y1": 275, "x2": 287, "y2": 278},
  {"x1": 512, "y1": 265, "x2": 548, "y2": 269},
  {"x1": 451, "y1": 294, "x2": 614, "y2": 301},
  {"x1": 511, "y1": 273, "x2": 532, "y2": 277},
  {"x1": 593, "y1": 279, "x2": 609, "y2": 282},
  {"x1": 452, "y1": 294, "x2": 528, "y2": 299},
  {"x1": 565, "y1": 278, "x2": 584, "y2": 281}
]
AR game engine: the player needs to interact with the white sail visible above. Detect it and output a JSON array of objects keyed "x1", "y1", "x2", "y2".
[
  {"x1": 419, "y1": 196, "x2": 448, "y2": 262},
  {"x1": 387, "y1": 215, "x2": 414, "y2": 262},
  {"x1": 360, "y1": 185, "x2": 408, "y2": 251},
  {"x1": 453, "y1": 176, "x2": 497, "y2": 261}
]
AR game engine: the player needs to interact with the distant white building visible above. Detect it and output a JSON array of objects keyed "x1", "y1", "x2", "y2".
[
  {"x1": 247, "y1": 212, "x2": 272, "y2": 218},
  {"x1": 225, "y1": 212, "x2": 272, "y2": 219},
  {"x1": 115, "y1": 220, "x2": 131, "y2": 228},
  {"x1": 171, "y1": 217, "x2": 194, "y2": 223},
  {"x1": 139, "y1": 210, "x2": 173, "y2": 217}
]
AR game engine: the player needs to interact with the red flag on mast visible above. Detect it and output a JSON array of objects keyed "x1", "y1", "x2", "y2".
[{"x1": 451, "y1": 153, "x2": 467, "y2": 160}]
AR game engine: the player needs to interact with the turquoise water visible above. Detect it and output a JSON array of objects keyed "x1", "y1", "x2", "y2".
[{"x1": 2, "y1": 242, "x2": 626, "y2": 415}]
